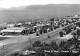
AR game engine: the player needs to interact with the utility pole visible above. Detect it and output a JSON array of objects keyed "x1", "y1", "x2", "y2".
[
  {"x1": 18, "y1": 36, "x2": 19, "y2": 44},
  {"x1": 3, "y1": 45, "x2": 4, "y2": 56},
  {"x1": 29, "y1": 35, "x2": 32, "y2": 48},
  {"x1": 20, "y1": 35, "x2": 22, "y2": 50}
]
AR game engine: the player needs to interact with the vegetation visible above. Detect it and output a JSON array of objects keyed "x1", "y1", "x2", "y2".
[
  {"x1": 7, "y1": 30, "x2": 80, "y2": 56},
  {"x1": 32, "y1": 40, "x2": 42, "y2": 47},
  {"x1": 7, "y1": 35, "x2": 80, "y2": 56}
]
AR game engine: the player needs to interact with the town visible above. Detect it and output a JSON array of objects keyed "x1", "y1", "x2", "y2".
[{"x1": 0, "y1": 15, "x2": 80, "y2": 56}]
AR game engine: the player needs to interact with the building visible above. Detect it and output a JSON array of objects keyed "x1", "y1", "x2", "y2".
[{"x1": 0, "y1": 26, "x2": 35, "y2": 35}]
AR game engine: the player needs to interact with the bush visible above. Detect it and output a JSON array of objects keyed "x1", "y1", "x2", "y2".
[
  {"x1": 32, "y1": 40, "x2": 42, "y2": 47},
  {"x1": 50, "y1": 41, "x2": 59, "y2": 50},
  {"x1": 59, "y1": 41, "x2": 65, "y2": 47}
]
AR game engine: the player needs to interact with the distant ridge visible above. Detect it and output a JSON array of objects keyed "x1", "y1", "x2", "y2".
[{"x1": 0, "y1": 4, "x2": 80, "y2": 23}]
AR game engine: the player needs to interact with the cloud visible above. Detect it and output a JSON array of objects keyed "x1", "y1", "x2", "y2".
[{"x1": 0, "y1": 0, "x2": 80, "y2": 8}]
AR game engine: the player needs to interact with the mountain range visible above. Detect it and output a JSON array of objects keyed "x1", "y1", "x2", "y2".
[{"x1": 0, "y1": 4, "x2": 80, "y2": 23}]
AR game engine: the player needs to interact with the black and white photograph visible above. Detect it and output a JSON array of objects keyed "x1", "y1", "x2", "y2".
[{"x1": 0, "y1": 0, "x2": 80, "y2": 56}]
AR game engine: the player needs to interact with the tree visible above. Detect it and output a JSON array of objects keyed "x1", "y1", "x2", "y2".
[
  {"x1": 50, "y1": 41, "x2": 59, "y2": 50},
  {"x1": 59, "y1": 41, "x2": 65, "y2": 47},
  {"x1": 32, "y1": 40, "x2": 42, "y2": 47}
]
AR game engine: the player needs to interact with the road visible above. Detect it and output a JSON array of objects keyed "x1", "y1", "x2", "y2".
[{"x1": 0, "y1": 25, "x2": 73, "y2": 56}]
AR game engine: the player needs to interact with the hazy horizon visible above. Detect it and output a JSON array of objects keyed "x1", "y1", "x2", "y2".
[
  {"x1": 0, "y1": 4, "x2": 80, "y2": 10},
  {"x1": 0, "y1": 0, "x2": 80, "y2": 9},
  {"x1": 0, "y1": 4, "x2": 80, "y2": 23}
]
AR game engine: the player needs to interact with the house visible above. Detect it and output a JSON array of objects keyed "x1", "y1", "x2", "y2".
[{"x1": 7, "y1": 24, "x2": 15, "y2": 28}]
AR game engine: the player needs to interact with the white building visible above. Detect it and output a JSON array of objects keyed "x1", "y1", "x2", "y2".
[
  {"x1": 7, "y1": 24, "x2": 15, "y2": 28},
  {"x1": 0, "y1": 27, "x2": 35, "y2": 35}
]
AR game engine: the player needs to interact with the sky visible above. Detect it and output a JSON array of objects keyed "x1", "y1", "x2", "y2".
[{"x1": 0, "y1": 0, "x2": 80, "y2": 9}]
